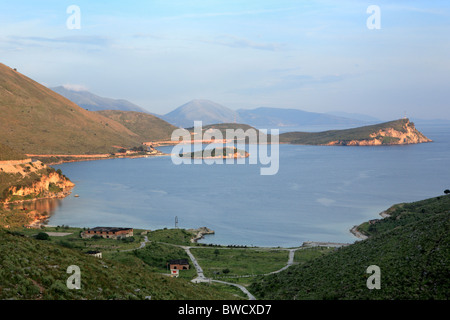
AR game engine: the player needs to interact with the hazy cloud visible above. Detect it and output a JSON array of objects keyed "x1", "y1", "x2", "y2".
[{"x1": 62, "y1": 84, "x2": 89, "y2": 92}]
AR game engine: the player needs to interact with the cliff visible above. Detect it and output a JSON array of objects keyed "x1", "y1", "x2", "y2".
[
  {"x1": 325, "y1": 119, "x2": 431, "y2": 146},
  {"x1": 279, "y1": 118, "x2": 432, "y2": 146},
  {"x1": 0, "y1": 160, "x2": 74, "y2": 203}
]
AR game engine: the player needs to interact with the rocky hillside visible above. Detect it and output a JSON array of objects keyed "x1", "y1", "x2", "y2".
[
  {"x1": 279, "y1": 119, "x2": 432, "y2": 146},
  {"x1": 0, "y1": 160, "x2": 73, "y2": 204}
]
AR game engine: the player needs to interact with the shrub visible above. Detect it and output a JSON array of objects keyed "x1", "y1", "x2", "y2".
[{"x1": 36, "y1": 232, "x2": 49, "y2": 240}]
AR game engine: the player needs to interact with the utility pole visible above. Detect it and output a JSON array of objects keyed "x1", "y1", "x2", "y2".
[{"x1": 175, "y1": 216, "x2": 178, "y2": 229}]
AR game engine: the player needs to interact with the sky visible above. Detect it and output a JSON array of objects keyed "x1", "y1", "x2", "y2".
[{"x1": 1, "y1": 0, "x2": 449, "y2": 120}]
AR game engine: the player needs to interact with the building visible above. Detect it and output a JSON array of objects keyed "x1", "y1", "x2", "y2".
[
  {"x1": 168, "y1": 259, "x2": 190, "y2": 270},
  {"x1": 81, "y1": 227, "x2": 133, "y2": 239},
  {"x1": 86, "y1": 250, "x2": 102, "y2": 258}
]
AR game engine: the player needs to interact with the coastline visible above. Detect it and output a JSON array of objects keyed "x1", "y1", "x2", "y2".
[{"x1": 350, "y1": 225, "x2": 368, "y2": 240}]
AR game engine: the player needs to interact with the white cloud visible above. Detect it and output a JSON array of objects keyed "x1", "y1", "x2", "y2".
[{"x1": 62, "y1": 84, "x2": 88, "y2": 92}]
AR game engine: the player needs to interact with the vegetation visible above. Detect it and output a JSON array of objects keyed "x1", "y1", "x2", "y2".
[
  {"x1": 0, "y1": 63, "x2": 143, "y2": 155},
  {"x1": 179, "y1": 147, "x2": 247, "y2": 158},
  {"x1": 0, "y1": 143, "x2": 27, "y2": 161},
  {"x1": 356, "y1": 194, "x2": 450, "y2": 238},
  {"x1": 96, "y1": 110, "x2": 177, "y2": 142},
  {"x1": 278, "y1": 119, "x2": 426, "y2": 145},
  {"x1": 146, "y1": 228, "x2": 195, "y2": 246},
  {"x1": 0, "y1": 165, "x2": 67, "y2": 202},
  {"x1": 0, "y1": 207, "x2": 33, "y2": 228},
  {"x1": 249, "y1": 195, "x2": 450, "y2": 300},
  {"x1": 0, "y1": 228, "x2": 236, "y2": 300},
  {"x1": 190, "y1": 247, "x2": 289, "y2": 282}
]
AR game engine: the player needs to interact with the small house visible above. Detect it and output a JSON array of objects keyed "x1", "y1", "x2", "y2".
[
  {"x1": 168, "y1": 259, "x2": 190, "y2": 270},
  {"x1": 86, "y1": 250, "x2": 102, "y2": 258}
]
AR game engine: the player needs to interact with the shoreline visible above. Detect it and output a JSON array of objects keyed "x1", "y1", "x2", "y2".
[{"x1": 27, "y1": 151, "x2": 170, "y2": 165}]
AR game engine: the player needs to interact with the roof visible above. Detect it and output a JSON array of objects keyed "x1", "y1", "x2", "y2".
[
  {"x1": 86, "y1": 250, "x2": 101, "y2": 254},
  {"x1": 169, "y1": 259, "x2": 189, "y2": 265},
  {"x1": 87, "y1": 227, "x2": 133, "y2": 232}
]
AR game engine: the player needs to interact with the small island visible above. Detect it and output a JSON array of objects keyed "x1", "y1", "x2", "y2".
[{"x1": 178, "y1": 146, "x2": 249, "y2": 159}]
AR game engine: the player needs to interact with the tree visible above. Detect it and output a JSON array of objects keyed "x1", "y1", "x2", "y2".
[
  {"x1": 36, "y1": 232, "x2": 49, "y2": 240},
  {"x1": 444, "y1": 189, "x2": 450, "y2": 195}
]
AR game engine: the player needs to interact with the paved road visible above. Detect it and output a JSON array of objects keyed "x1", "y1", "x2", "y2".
[
  {"x1": 182, "y1": 246, "x2": 257, "y2": 300},
  {"x1": 120, "y1": 236, "x2": 149, "y2": 252}
]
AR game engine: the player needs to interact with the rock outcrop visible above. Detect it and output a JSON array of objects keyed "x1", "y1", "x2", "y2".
[
  {"x1": 0, "y1": 160, "x2": 74, "y2": 203},
  {"x1": 324, "y1": 119, "x2": 432, "y2": 146}
]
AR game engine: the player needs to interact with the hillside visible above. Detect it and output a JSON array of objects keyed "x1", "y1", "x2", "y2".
[
  {"x1": 0, "y1": 63, "x2": 142, "y2": 155},
  {"x1": 0, "y1": 143, "x2": 27, "y2": 161},
  {"x1": 355, "y1": 194, "x2": 450, "y2": 238},
  {"x1": 279, "y1": 118, "x2": 431, "y2": 145},
  {"x1": 249, "y1": 195, "x2": 450, "y2": 299},
  {"x1": 162, "y1": 99, "x2": 242, "y2": 128},
  {"x1": 0, "y1": 160, "x2": 74, "y2": 204},
  {"x1": 96, "y1": 110, "x2": 177, "y2": 142},
  {"x1": 50, "y1": 86, "x2": 149, "y2": 113},
  {"x1": 186, "y1": 123, "x2": 270, "y2": 143},
  {"x1": 0, "y1": 229, "x2": 235, "y2": 300}
]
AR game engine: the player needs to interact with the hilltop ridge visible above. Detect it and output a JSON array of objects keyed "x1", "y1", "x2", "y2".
[
  {"x1": 0, "y1": 63, "x2": 142, "y2": 155},
  {"x1": 279, "y1": 118, "x2": 431, "y2": 146}
]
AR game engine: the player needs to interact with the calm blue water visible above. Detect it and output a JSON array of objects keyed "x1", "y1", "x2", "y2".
[{"x1": 46, "y1": 124, "x2": 450, "y2": 247}]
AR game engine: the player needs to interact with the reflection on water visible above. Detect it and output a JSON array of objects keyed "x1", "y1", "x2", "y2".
[{"x1": 7, "y1": 198, "x2": 63, "y2": 218}]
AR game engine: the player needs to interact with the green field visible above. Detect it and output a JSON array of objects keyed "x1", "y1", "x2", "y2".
[{"x1": 190, "y1": 247, "x2": 289, "y2": 280}]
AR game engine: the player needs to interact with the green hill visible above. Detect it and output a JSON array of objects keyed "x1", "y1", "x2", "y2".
[
  {"x1": 96, "y1": 110, "x2": 177, "y2": 142},
  {"x1": 0, "y1": 63, "x2": 142, "y2": 155},
  {"x1": 0, "y1": 228, "x2": 235, "y2": 300},
  {"x1": 279, "y1": 119, "x2": 431, "y2": 145},
  {"x1": 249, "y1": 195, "x2": 450, "y2": 300}
]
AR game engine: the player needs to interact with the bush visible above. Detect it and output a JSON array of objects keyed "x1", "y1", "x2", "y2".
[{"x1": 36, "y1": 232, "x2": 49, "y2": 240}]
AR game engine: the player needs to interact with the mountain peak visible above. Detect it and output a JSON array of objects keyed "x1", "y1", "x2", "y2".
[
  {"x1": 50, "y1": 86, "x2": 148, "y2": 113},
  {"x1": 162, "y1": 99, "x2": 241, "y2": 128}
]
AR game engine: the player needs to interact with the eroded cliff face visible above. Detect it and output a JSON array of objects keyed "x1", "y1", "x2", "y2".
[
  {"x1": 1, "y1": 161, "x2": 74, "y2": 203},
  {"x1": 9, "y1": 171, "x2": 74, "y2": 199},
  {"x1": 325, "y1": 120, "x2": 432, "y2": 146}
]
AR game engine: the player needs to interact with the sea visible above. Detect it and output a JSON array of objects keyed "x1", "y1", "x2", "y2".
[{"x1": 32, "y1": 121, "x2": 450, "y2": 247}]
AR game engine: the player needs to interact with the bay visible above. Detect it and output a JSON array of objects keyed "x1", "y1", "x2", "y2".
[{"x1": 45, "y1": 123, "x2": 450, "y2": 247}]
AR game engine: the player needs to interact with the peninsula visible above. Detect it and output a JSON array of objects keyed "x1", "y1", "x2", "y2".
[{"x1": 278, "y1": 118, "x2": 431, "y2": 146}]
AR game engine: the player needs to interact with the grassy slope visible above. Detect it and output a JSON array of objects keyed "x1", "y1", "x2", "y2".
[
  {"x1": 0, "y1": 229, "x2": 236, "y2": 300},
  {"x1": 96, "y1": 110, "x2": 177, "y2": 142},
  {"x1": 249, "y1": 195, "x2": 450, "y2": 300},
  {"x1": 0, "y1": 143, "x2": 27, "y2": 161},
  {"x1": 278, "y1": 119, "x2": 413, "y2": 145},
  {"x1": 357, "y1": 195, "x2": 450, "y2": 237},
  {"x1": 0, "y1": 63, "x2": 142, "y2": 154}
]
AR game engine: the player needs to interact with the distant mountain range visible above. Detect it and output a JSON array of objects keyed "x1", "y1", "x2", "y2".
[
  {"x1": 159, "y1": 99, "x2": 371, "y2": 129},
  {"x1": 48, "y1": 87, "x2": 382, "y2": 130},
  {"x1": 50, "y1": 86, "x2": 149, "y2": 113}
]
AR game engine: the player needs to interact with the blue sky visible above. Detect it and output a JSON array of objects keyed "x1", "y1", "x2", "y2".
[{"x1": 1, "y1": 0, "x2": 449, "y2": 119}]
